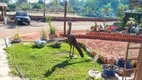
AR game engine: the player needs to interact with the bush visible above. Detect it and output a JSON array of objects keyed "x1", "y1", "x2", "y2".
[
  {"x1": 49, "y1": 22, "x2": 56, "y2": 34},
  {"x1": 50, "y1": 26, "x2": 56, "y2": 34},
  {"x1": 14, "y1": 26, "x2": 21, "y2": 40},
  {"x1": 32, "y1": 3, "x2": 42, "y2": 10},
  {"x1": 45, "y1": 16, "x2": 52, "y2": 22},
  {"x1": 140, "y1": 23, "x2": 142, "y2": 28},
  {"x1": 40, "y1": 29, "x2": 47, "y2": 41},
  {"x1": 126, "y1": 18, "x2": 136, "y2": 26},
  {"x1": 8, "y1": 3, "x2": 17, "y2": 10}
]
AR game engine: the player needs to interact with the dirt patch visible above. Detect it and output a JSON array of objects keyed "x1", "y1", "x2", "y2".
[{"x1": 78, "y1": 39, "x2": 140, "y2": 58}]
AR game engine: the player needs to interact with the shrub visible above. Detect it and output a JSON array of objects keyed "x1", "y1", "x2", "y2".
[
  {"x1": 32, "y1": 3, "x2": 42, "y2": 10},
  {"x1": 49, "y1": 22, "x2": 56, "y2": 34},
  {"x1": 45, "y1": 16, "x2": 52, "y2": 22},
  {"x1": 126, "y1": 17, "x2": 136, "y2": 26},
  {"x1": 14, "y1": 26, "x2": 21, "y2": 40},
  {"x1": 140, "y1": 23, "x2": 142, "y2": 28},
  {"x1": 40, "y1": 29, "x2": 47, "y2": 40}
]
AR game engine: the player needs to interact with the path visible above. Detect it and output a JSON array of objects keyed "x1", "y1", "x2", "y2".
[{"x1": 0, "y1": 39, "x2": 21, "y2": 80}]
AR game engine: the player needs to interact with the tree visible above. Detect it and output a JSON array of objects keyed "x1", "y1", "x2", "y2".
[
  {"x1": 2, "y1": 0, "x2": 9, "y2": 3},
  {"x1": 101, "y1": 8, "x2": 106, "y2": 17},
  {"x1": 103, "y1": 3, "x2": 113, "y2": 17},
  {"x1": 21, "y1": 2, "x2": 32, "y2": 10},
  {"x1": 18, "y1": 0, "x2": 28, "y2": 4},
  {"x1": 8, "y1": 3, "x2": 16, "y2": 10},
  {"x1": 83, "y1": 0, "x2": 99, "y2": 17},
  {"x1": 33, "y1": 3, "x2": 42, "y2": 10},
  {"x1": 16, "y1": 1, "x2": 32, "y2": 11},
  {"x1": 116, "y1": 3, "x2": 125, "y2": 18},
  {"x1": 38, "y1": 0, "x2": 44, "y2": 4},
  {"x1": 47, "y1": 1, "x2": 63, "y2": 12}
]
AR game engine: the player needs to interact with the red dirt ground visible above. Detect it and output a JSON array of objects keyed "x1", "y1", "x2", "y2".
[{"x1": 20, "y1": 31, "x2": 140, "y2": 58}]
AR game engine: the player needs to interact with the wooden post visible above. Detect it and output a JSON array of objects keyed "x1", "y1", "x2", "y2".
[
  {"x1": 1, "y1": 7, "x2": 3, "y2": 17},
  {"x1": 4, "y1": 7, "x2": 6, "y2": 16},
  {"x1": 135, "y1": 43, "x2": 142, "y2": 80},
  {"x1": 43, "y1": 0, "x2": 46, "y2": 22},
  {"x1": 64, "y1": 0, "x2": 67, "y2": 36}
]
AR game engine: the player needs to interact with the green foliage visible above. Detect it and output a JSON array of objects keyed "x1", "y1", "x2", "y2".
[
  {"x1": 126, "y1": 17, "x2": 136, "y2": 26},
  {"x1": 140, "y1": 23, "x2": 142, "y2": 28},
  {"x1": 53, "y1": 0, "x2": 58, "y2": 5},
  {"x1": 82, "y1": 0, "x2": 99, "y2": 17},
  {"x1": 46, "y1": 16, "x2": 56, "y2": 34},
  {"x1": 16, "y1": 2, "x2": 32, "y2": 10},
  {"x1": 90, "y1": 22, "x2": 98, "y2": 31},
  {"x1": 102, "y1": 3, "x2": 113, "y2": 17},
  {"x1": 14, "y1": 26, "x2": 21, "y2": 40},
  {"x1": 38, "y1": 0, "x2": 44, "y2": 4},
  {"x1": 81, "y1": 0, "x2": 129, "y2": 17},
  {"x1": 18, "y1": 0, "x2": 28, "y2": 4},
  {"x1": 32, "y1": 3, "x2": 42, "y2": 10},
  {"x1": 47, "y1": 1, "x2": 63, "y2": 13},
  {"x1": 8, "y1": 3, "x2": 17, "y2": 10},
  {"x1": 2, "y1": 0, "x2": 9, "y2": 3},
  {"x1": 40, "y1": 29, "x2": 47, "y2": 40},
  {"x1": 140, "y1": 18, "x2": 142, "y2": 23},
  {"x1": 134, "y1": 6, "x2": 142, "y2": 12},
  {"x1": 49, "y1": 22, "x2": 56, "y2": 34},
  {"x1": 7, "y1": 0, "x2": 131, "y2": 18},
  {"x1": 5, "y1": 43, "x2": 103, "y2": 80},
  {"x1": 116, "y1": 3, "x2": 125, "y2": 18},
  {"x1": 45, "y1": 16, "x2": 52, "y2": 22}
]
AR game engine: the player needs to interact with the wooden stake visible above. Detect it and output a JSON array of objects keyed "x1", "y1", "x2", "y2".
[{"x1": 64, "y1": 0, "x2": 67, "y2": 36}]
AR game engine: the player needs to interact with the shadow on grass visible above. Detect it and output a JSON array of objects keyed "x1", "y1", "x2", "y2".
[
  {"x1": 30, "y1": 45, "x2": 44, "y2": 49},
  {"x1": 44, "y1": 58, "x2": 90, "y2": 77}
]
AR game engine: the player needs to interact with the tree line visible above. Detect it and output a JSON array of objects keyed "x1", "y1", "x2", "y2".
[{"x1": 2, "y1": 0, "x2": 142, "y2": 18}]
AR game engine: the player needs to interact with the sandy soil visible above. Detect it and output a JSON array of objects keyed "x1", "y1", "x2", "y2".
[{"x1": 0, "y1": 20, "x2": 115, "y2": 38}]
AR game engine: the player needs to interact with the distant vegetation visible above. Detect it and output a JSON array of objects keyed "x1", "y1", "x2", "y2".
[{"x1": 3, "y1": 0, "x2": 142, "y2": 18}]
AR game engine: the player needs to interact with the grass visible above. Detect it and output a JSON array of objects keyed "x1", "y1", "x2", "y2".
[{"x1": 5, "y1": 42, "x2": 103, "y2": 80}]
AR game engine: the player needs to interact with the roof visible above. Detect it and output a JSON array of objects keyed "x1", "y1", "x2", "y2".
[{"x1": 0, "y1": 3, "x2": 7, "y2": 7}]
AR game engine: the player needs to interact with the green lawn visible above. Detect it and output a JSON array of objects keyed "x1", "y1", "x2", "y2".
[{"x1": 5, "y1": 42, "x2": 103, "y2": 80}]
